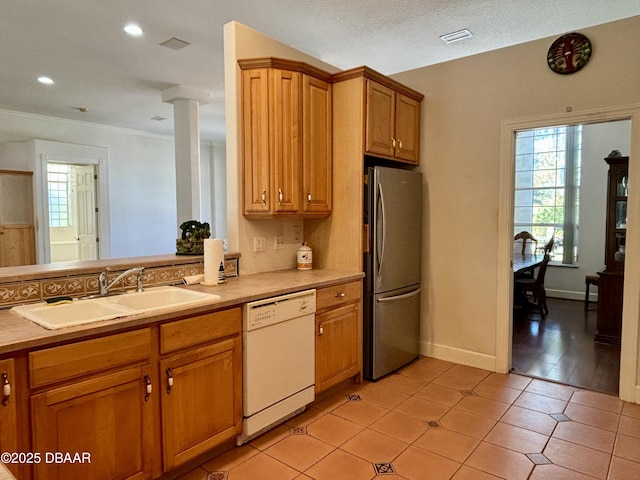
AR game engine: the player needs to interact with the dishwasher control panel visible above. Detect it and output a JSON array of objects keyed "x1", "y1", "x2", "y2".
[{"x1": 244, "y1": 289, "x2": 316, "y2": 331}]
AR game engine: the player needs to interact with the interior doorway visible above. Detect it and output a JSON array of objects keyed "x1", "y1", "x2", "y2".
[
  {"x1": 47, "y1": 162, "x2": 99, "y2": 263},
  {"x1": 495, "y1": 104, "x2": 640, "y2": 403},
  {"x1": 509, "y1": 120, "x2": 629, "y2": 395}
]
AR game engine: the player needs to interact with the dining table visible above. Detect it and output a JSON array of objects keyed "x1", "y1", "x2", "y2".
[
  {"x1": 513, "y1": 253, "x2": 545, "y2": 309},
  {"x1": 513, "y1": 254, "x2": 544, "y2": 275}
]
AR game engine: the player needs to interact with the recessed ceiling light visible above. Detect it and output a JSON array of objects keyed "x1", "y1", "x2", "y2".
[
  {"x1": 124, "y1": 23, "x2": 144, "y2": 37},
  {"x1": 37, "y1": 76, "x2": 54, "y2": 85},
  {"x1": 440, "y1": 29, "x2": 473, "y2": 44}
]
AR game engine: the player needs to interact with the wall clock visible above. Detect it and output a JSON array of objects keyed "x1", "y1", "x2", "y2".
[{"x1": 547, "y1": 32, "x2": 592, "y2": 74}]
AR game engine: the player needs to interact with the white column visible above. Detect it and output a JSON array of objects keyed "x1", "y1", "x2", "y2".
[{"x1": 161, "y1": 85, "x2": 211, "y2": 230}]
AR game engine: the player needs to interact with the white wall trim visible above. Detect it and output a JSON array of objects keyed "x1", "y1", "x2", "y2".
[
  {"x1": 422, "y1": 341, "x2": 497, "y2": 372},
  {"x1": 497, "y1": 103, "x2": 640, "y2": 403}
]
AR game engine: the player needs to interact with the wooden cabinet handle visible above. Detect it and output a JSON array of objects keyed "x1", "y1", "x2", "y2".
[
  {"x1": 144, "y1": 374, "x2": 152, "y2": 401},
  {"x1": 166, "y1": 368, "x2": 174, "y2": 394},
  {"x1": 2, "y1": 372, "x2": 10, "y2": 406}
]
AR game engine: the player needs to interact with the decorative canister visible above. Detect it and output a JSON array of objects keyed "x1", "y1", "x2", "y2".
[{"x1": 296, "y1": 243, "x2": 313, "y2": 270}]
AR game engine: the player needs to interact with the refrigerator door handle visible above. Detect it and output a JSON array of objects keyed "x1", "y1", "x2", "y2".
[
  {"x1": 376, "y1": 288, "x2": 421, "y2": 303},
  {"x1": 376, "y1": 183, "x2": 386, "y2": 279}
]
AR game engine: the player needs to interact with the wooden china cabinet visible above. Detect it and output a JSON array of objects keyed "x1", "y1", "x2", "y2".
[{"x1": 596, "y1": 155, "x2": 628, "y2": 345}]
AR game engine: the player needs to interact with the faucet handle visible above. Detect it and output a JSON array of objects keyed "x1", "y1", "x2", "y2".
[
  {"x1": 99, "y1": 267, "x2": 111, "y2": 283},
  {"x1": 136, "y1": 267, "x2": 145, "y2": 292}
]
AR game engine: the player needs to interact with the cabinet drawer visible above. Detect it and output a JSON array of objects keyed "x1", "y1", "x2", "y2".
[
  {"x1": 160, "y1": 307, "x2": 241, "y2": 354},
  {"x1": 29, "y1": 328, "x2": 151, "y2": 389},
  {"x1": 316, "y1": 280, "x2": 362, "y2": 311}
]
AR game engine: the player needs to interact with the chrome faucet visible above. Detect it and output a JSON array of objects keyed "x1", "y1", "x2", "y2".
[{"x1": 98, "y1": 267, "x2": 145, "y2": 296}]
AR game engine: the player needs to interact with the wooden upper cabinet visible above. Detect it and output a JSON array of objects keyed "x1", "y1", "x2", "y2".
[
  {"x1": 242, "y1": 68, "x2": 271, "y2": 214},
  {"x1": 240, "y1": 58, "x2": 332, "y2": 218},
  {"x1": 365, "y1": 81, "x2": 396, "y2": 158},
  {"x1": 302, "y1": 75, "x2": 332, "y2": 214},
  {"x1": 272, "y1": 69, "x2": 302, "y2": 214},
  {"x1": 365, "y1": 79, "x2": 421, "y2": 164},
  {"x1": 394, "y1": 93, "x2": 421, "y2": 163}
]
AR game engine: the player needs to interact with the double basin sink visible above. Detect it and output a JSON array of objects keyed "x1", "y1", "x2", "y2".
[{"x1": 12, "y1": 286, "x2": 221, "y2": 330}]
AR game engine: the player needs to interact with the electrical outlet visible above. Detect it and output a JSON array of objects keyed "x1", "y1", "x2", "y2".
[
  {"x1": 253, "y1": 236, "x2": 266, "y2": 252},
  {"x1": 292, "y1": 224, "x2": 302, "y2": 242},
  {"x1": 274, "y1": 235, "x2": 285, "y2": 250}
]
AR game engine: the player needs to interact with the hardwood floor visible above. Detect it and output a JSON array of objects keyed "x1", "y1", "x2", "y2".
[{"x1": 512, "y1": 297, "x2": 621, "y2": 396}]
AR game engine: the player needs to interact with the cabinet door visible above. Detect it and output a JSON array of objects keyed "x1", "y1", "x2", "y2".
[
  {"x1": 316, "y1": 302, "x2": 361, "y2": 393},
  {"x1": 0, "y1": 225, "x2": 36, "y2": 267},
  {"x1": 271, "y1": 69, "x2": 302, "y2": 214},
  {"x1": 0, "y1": 359, "x2": 19, "y2": 479},
  {"x1": 365, "y1": 80, "x2": 395, "y2": 158},
  {"x1": 242, "y1": 68, "x2": 272, "y2": 214},
  {"x1": 31, "y1": 366, "x2": 153, "y2": 480},
  {"x1": 160, "y1": 337, "x2": 242, "y2": 471},
  {"x1": 394, "y1": 93, "x2": 420, "y2": 164},
  {"x1": 302, "y1": 75, "x2": 332, "y2": 214}
]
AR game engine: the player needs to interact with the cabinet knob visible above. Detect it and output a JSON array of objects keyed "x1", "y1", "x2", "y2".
[
  {"x1": 261, "y1": 189, "x2": 267, "y2": 206},
  {"x1": 398, "y1": 139, "x2": 403, "y2": 152},
  {"x1": 335, "y1": 292, "x2": 346, "y2": 298},
  {"x1": 278, "y1": 188, "x2": 284, "y2": 205},
  {"x1": 306, "y1": 190, "x2": 312, "y2": 206},
  {"x1": 1, "y1": 372, "x2": 9, "y2": 406},
  {"x1": 166, "y1": 368, "x2": 174, "y2": 394},
  {"x1": 144, "y1": 374, "x2": 152, "y2": 401},
  {"x1": 391, "y1": 137, "x2": 396, "y2": 150},
  {"x1": 319, "y1": 324, "x2": 324, "y2": 336}
]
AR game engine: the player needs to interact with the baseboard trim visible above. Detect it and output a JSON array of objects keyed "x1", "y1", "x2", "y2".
[
  {"x1": 421, "y1": 342, "x2": 498, "y2": 372},
  {"x1": 547, "y1": 288, "x2": 597, "y2": 302}
]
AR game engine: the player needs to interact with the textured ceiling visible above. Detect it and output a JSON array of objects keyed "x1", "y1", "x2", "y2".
[{"x1": 1, "y1": 0, "x2": 638, "y2": 142}]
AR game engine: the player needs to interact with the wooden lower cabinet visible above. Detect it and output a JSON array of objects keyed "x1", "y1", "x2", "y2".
[
  {"x1": 160, "y1": 336, "x2": 242, "y2": 471},
  {"x1": 31, "y1": 365, "x2": 153, "y2": 480},
  {"x1": 0, "y1": 358, "x2": 20, "y2": 479},
  {"x1": 315, "y1": 281, "x2": 362, "y2": 393}
]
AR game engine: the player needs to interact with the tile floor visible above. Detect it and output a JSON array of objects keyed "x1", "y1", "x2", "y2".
[{"x1": 179, "y1": 356, "x2": 640, "y2": 480}]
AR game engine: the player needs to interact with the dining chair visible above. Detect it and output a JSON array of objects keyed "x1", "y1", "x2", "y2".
[
  {"x1": 514, "y1": 231, "x2": 538, "y2": 255},
  {"x1": 514, "y1": 254, "x2": 550, "y2": 316},
  {"x1": 543, "y1": 237, "x2": 554, "y2": 256}
]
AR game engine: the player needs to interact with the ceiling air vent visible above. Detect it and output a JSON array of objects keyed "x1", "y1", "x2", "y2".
[
  {"x1": 160, "y1": 37, "x2": 191, "y2": 51},
  {"x1": 440, "y1": 29, "x2": 473, "y2": 44}
]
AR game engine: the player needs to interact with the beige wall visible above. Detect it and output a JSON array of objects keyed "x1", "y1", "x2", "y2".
[
  {"x1": 392, "y1": 16, "x2": 640, "y2": 372},
  {"x1": 223, "y1": 21, "x2": 339, "y2": 274}
]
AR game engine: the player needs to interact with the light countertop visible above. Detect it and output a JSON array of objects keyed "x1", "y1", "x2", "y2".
[{"x1": 0, "y1": 269, "x2": 363, "y2": 355}]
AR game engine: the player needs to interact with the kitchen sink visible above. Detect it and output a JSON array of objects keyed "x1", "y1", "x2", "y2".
[
  {"x1": 11, "y1": 286, "x2": 221, "y2": 330},
  {"x1": 108, "y1": 287, "x2": 220, "y2": 311}
]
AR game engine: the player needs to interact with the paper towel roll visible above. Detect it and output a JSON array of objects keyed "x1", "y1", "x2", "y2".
[{"x1": 203, "y1": 238, "x2": 224, "y2": 285}]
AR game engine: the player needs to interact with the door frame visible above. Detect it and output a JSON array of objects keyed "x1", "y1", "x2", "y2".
[
  {"x1": 496, "y1": 103, "x2": 640, "y2": 403},
  {"x1": 31, "y1": 140, "x2": 110, "y2": 264}
]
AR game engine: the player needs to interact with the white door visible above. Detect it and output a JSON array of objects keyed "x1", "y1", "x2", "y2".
[{"x1": 74, "y1": 165, "x2": 98, "y2": 260}]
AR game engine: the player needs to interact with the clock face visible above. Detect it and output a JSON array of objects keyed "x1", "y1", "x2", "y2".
[{"x1": 547, "y1": 33, "x2": 592, "y2": 74}]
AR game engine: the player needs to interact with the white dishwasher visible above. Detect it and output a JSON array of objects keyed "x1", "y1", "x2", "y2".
[{"x1": 237, "y1": 289, "x2": 316, "y2": 445}]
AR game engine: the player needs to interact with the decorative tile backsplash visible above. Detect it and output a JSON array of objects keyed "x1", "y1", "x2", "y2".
[{"x1": 0, "y1": 255, "x2": 239, "y2": 308}]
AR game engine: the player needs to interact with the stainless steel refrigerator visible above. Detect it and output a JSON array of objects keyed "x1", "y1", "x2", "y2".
[{"x1": 363, "y1": 166, "x2": 422, "y2": 380}]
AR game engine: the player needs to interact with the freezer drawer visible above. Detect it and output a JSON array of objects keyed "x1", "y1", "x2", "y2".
[{"x1": 365, "y1": 285, "x2": 420, "y2": 380}]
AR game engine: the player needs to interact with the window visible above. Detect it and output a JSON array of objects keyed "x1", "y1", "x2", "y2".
[
  {"x1": 47, "y1": 163, "x2": 71, "y2": 227},
  {"x1": 514, "y1": 125, "x2": 582, "y2": 264}
]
